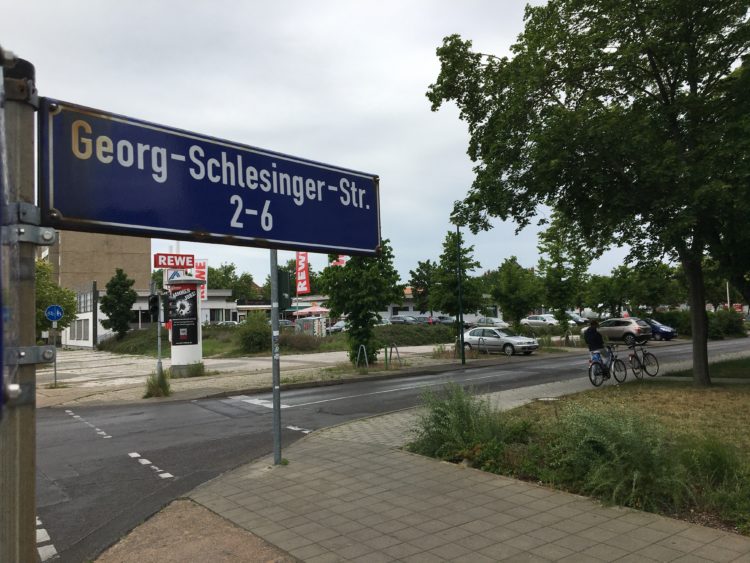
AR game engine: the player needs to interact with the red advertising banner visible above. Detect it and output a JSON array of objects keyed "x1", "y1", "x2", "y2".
[
  {"x1": 296, "y1": 252, "x2": 311, "y2": 295},
  {"x1": 194, "y1": 258, "x2": 208, "y2": 301}
]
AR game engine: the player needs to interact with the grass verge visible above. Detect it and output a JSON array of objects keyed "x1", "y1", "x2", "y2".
[{"x1": 407, "y1": 373, "x2": 750, "y2": 535}]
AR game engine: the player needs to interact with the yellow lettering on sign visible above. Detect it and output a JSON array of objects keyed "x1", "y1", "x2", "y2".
[{"x1": 71, "y1": 120, "x2": 92, "y2": 160}]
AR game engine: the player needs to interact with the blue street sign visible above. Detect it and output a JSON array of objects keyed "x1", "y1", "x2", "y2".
[
  {"x1": 38, "y1": 99, "x2": 381, "y2": 255},
  {"x1": 45, "y1": 305, "x2": 64, "y2": 322}
]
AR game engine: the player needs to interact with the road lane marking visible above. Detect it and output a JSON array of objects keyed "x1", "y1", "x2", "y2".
[
  {"x1": 128, "y1": 452, "x2": 174, "y2": 479},
  {"x1": 65, "y1": 410, "x2": 112, "y2": 439},
  {"x1": 286, "y1": 425, "x2": 312, "y2": 434},
  {"x1": 241, "y1": 398, "x2": 291, "y2": 409},
  {"x1": 36, "y1": 516, "x2": 58, "y2": 561}
]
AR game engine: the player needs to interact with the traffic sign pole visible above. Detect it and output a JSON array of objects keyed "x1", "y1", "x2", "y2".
[
  {"x1": 270, "y1": 250, "x2": 281, "y2": 465},
  {"x1": 1, "y1": 56, "x2": 37, "y2": 563}
]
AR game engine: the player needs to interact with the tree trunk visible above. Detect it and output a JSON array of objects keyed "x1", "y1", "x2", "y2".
[{"x1": 682, "y1": 255, "x2": 711, "y2": 386}]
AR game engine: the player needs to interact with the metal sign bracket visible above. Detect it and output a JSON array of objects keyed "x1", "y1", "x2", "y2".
[{"x1": 1, "y1": 202, "x2": 57, "y2": 246}]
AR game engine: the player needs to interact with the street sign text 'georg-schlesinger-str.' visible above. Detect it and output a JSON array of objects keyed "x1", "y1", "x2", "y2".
[{"x1": 38, "y1": 99, "x2": 381, "y2": 255}]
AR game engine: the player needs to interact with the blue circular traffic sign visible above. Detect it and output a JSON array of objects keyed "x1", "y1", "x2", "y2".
[{"x1": 45, "y1": 305, "x2": 64, "y2": 322}]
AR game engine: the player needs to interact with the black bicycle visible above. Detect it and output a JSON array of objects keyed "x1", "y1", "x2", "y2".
[
  {"x1": 627, "y1": 343, "x2": 659, "y2": 378},
  {"x1": 588, "y1": 345, "x2": 627, "y2": 387}
]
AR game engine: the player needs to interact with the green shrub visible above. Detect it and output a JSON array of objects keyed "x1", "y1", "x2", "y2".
[
  {"x1": 374, "y1": 324, "x2": 454, "y2": 348},
  {"x1": 279, "y1": 331, "x2": 322, "y2": 352},
  {"x1": 714, "y1": 309, "x2": 746, "y2": 338},
  {"x1": 238, "y1": 312, "x2": 271, "y2": 354},
  {"x1": 654, "y1": 309, "x2": 746, "y2": 339}
]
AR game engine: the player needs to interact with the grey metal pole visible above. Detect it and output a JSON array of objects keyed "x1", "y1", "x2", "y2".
[
  {"x1": 0, "y1": 55, "x2": 37, "y2": 563},
  {"x1": 456, "y1": 224, "x2": 466, "y2": 365},
  {"x1": 151, "y1": 280, "x2": 163, "y2": 380},
  {"x1": 270, "y1": 249, "x2": 281, "y2": 464}
]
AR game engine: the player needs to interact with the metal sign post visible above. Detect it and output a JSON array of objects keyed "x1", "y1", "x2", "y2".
[
  {"x1": 269, "y1": 253, "x2": 287, "y2": 466},
  {"x1": 270, "y1": 250, "x2": 282, "y2": 465}
]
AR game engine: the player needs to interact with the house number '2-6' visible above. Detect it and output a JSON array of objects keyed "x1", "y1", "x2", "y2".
[{"x1": 230, "y1": 195, "x2": 273, "y2": 231}]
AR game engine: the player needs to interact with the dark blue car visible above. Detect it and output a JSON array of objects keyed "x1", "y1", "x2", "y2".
[{"x1": 644, "y1": 318, "x2": 678, "y2": 341}]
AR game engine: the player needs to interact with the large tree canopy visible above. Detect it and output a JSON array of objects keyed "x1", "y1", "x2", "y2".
[{"x1": 428, "y1": 0, "x2": 750, "y2": 385}]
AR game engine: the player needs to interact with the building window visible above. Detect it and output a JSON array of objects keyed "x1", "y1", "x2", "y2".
[
  {"x1": 83, "y1": 319, "x2": 89, "y2": 341},
  {"x1": 70, "y1": 321, "x2": 77, "y2": 340}
]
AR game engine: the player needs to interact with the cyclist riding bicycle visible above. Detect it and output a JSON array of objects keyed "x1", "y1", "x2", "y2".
[{"x1": 583, "y1": 320, "x2": 609, "y2": 368}]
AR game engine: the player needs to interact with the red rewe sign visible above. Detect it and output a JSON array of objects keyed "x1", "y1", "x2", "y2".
[{"x1": 153, "y1": 253, "x2": 195, "y2": 269}]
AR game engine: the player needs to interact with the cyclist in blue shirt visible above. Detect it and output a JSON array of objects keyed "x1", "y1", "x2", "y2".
[{"x1": 583, "y1": 320, "x2": 608, "y2": 365}]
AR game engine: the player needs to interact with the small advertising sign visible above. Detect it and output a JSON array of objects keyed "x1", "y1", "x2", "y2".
[
  {"x1": 194, "y1": 259, "x2": 208, "y2": 301},
  {"x1": 153, "y1": 253, "x2": 195, "y2": 269},
  {"x1": 169, "y1": 285, "x2": 198, "y2": 346}
]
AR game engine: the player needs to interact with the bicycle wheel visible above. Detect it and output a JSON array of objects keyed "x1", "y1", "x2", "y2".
[
  {"x1": 629, "y1": 354, "x2": 643, "y2": 379},
  {"x1": 589, "y1": 361, "x2": 605, "y2": 387},
  {"x1": 613, "y1": 359, "x2": 627, "y2": 383},
  {"x1": 643, "y1": 352, "x2": 659, "y2": 377}
]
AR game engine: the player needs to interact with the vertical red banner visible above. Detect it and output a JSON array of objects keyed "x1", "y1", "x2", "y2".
[
  {"x1": 296, "y1": 252, "x2": 311, "y2": 295},
  {"x1": 194, "y1": 258, "x2": 208, "y2": 301}
]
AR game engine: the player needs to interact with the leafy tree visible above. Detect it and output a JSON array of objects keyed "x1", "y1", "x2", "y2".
[
  {"x1": 536, "y1": 214, "x2": 590, "y2": 323},
  {"x1": 430, "y1": 230, "x2": 485, "y2": 319},
  {"x1": 703, "y1": 60, "x2": 750, "y2": 304},
  {"x1": 35, "y1": 260, "x2": 77, "y2": 335},
  {"x1": 628, "y1": 263, "x2": 683, "y2": 314},
  {"x1": 207, "y1": 263, "x2": 260, "y2": 303},
  {"x1": 100, "y1": 268, "x2": 137, "y2": 339},
  {"x1": 584, "y1": 266, "x2": 633, "y2": 317},
  {"x1": 427, "y1": 2, "x2": 750, "y2": 385},
  {"x1": 151, "y1": 269, "x2": 164, "y2": 287},
  {"x1": 317, "y1": 239, "x2": 403, "y2": 364},
  {"x1": 408, "y1": 260, "x2": 437, "y2": 314},
  {"x1": 491, "y1": 256, "x2": 542, "y2": 324}
]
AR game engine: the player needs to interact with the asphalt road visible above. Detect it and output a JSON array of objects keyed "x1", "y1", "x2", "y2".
[{"x1": 37, "y1": 338, "x2": 749, "y2": 562}]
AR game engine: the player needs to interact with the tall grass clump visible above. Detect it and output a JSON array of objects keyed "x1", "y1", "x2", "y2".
[
  {"x1": 549, "y1": 405, "x2": 690, "y2": 512},
  {"x1": 407, "y1": 384, "x2": 533, "y2": 470},
  {"x1": 143, "y1": 371, "x2": 171, "y2": 398}
]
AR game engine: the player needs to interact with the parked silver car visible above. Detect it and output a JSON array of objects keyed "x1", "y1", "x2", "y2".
[
  {"x1": 596, "y1": 317, "x2": 652, "y2": 345},
  {"x1": 462, "y1": 327, "x2": 539, "y2": 356},
  {"x1": 474, "y1": 316, "x2": 510, "y2": 329}
]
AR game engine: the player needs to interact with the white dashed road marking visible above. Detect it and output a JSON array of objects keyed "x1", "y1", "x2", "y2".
[
  {"x1": 286, "y1": 425, "x2": 312, "y2": 434},
  {"x1": 64, "y1": 410, "x2": 112, "y2": 439},
  {"x1": 128, "y1": 452, "x2": 175, "y2": 479},
  {"x1": 36, "y1": 517, "x2": 58, "y2": 561}
]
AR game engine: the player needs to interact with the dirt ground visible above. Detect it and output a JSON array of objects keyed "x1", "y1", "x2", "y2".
[{"x1": 95, "y1": 500, "x2": 296, "y2": 563}]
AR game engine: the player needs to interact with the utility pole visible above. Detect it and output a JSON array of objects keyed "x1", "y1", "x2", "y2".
[
  {"x1": 1, "y1": 53, "x2": 41, "y2": 563},
  {"x1": 456, "y1": 224, "x2": 466, "y2": 365},
  {"x1": 270, "y1": 249, "x2": 282, "y2": 464}
]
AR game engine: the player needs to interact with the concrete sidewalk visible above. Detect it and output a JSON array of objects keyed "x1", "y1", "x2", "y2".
[{"x1": 99, "y1": 378, "x2": 750, "y2": 562}]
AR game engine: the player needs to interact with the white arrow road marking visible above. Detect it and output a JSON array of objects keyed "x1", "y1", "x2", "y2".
[{"x1": 241, "y1": 398, "x2": 291, "y2": 409}]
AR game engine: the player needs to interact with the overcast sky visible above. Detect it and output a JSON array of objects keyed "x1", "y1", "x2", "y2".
[{"x1": 4, "y1": 0, "x2": 627, "y2": 284}]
